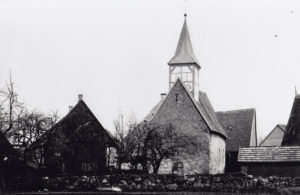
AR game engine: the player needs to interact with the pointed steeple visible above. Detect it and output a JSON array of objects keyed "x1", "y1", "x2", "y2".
[{"x1": 168, "y1": 14, "x2": 200, "y2": 68}]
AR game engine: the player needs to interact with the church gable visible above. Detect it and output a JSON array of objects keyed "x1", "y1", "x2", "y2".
[
  {"x1": 150, "y1": 79, "x2": 211, "y2": 174},
  {"x1": 151, "y1": 79, "x2": 210, "y2": 136}
]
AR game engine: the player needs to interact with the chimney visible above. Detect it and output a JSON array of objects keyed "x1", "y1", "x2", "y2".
[
  {"x1": 160, "y1": 93, "x2": 167, "y2": 100},
  {"x1": 78, "y1": 94, "x2": 83, "y2": 101},
  {"x1": 69, "y1": 106, "x2": 73, "y2": 112}
]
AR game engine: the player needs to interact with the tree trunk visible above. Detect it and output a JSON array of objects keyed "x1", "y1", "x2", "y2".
[
  {"x1": 153, "y1": 157, "x2": 163, "y2": 174},
  {"x1": 0, "y1": 162, "x2": 6, "y2": 192}
]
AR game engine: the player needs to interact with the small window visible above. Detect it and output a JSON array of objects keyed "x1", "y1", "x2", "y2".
[
  {"x1": 55, "y1": 152, "x2": 61, "y2": 157},
  {"x1": 175, "y1": 94, "x2": 179, "y2": 102},
  {"x1": 81, "y1": 162, "x2": 94, "y2": 172}
]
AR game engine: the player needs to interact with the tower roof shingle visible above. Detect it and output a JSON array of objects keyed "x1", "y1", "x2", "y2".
[{"x1": 168, "y1": 16, "x2": 200, "y2": 68}]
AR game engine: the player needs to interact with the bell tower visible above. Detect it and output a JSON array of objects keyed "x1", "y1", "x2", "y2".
[{"x1": 168, "y1": 14, "x2": 200, "y2": 101}]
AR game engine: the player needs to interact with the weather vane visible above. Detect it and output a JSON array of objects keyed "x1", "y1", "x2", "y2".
[{"x1": 184, "y1": 0, "x2": 187, "y2": 17}]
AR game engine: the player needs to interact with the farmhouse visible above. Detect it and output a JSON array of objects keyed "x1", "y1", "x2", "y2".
[{"x1": 28, "y1": 95, "x2": 118, "y2": 175}]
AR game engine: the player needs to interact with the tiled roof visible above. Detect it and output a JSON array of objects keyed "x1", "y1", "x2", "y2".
[
  {"x1": 168, "y1": 17, "x2": 200, "y2": 68},
  {"x1": 238, "y1": 146, "x2": 300, "y2": 162},
  {"x1": 216, "y1": 109, "x2": 256, "y2": 151},
  {"x1": 196, "y1": 91, "x2": 227, "y2": 137},
  {"x1": 143, "y1": 99, "x2": 164, "y2": 122},
  {"x1": 282, "y1": 95, "x2": 300, "y2": 146}
]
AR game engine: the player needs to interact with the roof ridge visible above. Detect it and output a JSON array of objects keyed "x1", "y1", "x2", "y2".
[
  {"x1": 178, "y1": 79, "x2": 227, "y2": 138},
  {"x1": 260, "y1": 124, "x2": 284, "y2": 146},
  {"x1": 216, "y1": 108, "x2": 255, "y2": 113}
]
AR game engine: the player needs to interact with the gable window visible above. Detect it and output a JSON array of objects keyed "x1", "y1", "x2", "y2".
[{"x1": 175, "y1": 94, "x2": 179, "y2": 102}]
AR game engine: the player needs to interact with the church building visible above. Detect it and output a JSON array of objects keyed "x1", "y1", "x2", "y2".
[
  {"x1": 142, "y1": 14, "x2": 258, "y2": 174},
  {"x1": 143, "y1": 15, "x2": 227, "y2": 175}
]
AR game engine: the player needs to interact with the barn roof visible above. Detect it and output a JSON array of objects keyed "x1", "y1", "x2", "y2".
[
  {"x1": 216, "y1": 108, "x2": 256, "y2": 151},
  {"x1": 238, "y1": 146, "x2": 300, "y2": 162},
  {"x1": 260, "y1": 124, "x2": 286, "y2": 146},
  {"x1": 143, "y1": 79, "x2": 227, "y2": 138},
  {"x1": 168, "y1": 15, "x2": 200, "y2": 68},
  {"x1": 282, "y1": 95, "x2": 300, "y2": 146},
  {"x1": 30, "y1": 99, "x2": 117, "y2": 149}
]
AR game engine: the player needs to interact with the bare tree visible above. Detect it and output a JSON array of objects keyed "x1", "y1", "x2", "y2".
[
  {"x1": 0, "y1": 75, "x2": 24, "y2": 136},
  {"x1": 10, "y1": 109, "x2": 58, "y2": 165},
  {"x1": 123, "y1": 122, "x2": 199, "y2": 174},
  {"x1": 146, "y1": 123, "x2": 198, "y2": 173},
  {"x1": 124, "y1": 122, "x2": 160, "y2": 172},
  {"x1": 113, "y1": 111, "x2": 137, "y2": 170}
]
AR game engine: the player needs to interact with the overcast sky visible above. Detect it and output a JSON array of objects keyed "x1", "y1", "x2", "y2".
[{"x1": 1, "y1": 0, "x2": 300, "y2": 140}]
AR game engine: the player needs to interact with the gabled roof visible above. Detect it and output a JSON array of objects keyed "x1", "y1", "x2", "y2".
[
  {"x1": 168, "y1": 16, "x2": 200, "y2": 68},
  {"x1": 143, "y1": 79, "x2": 226, "y2": 138},
  {"x1": 282, "y1": 95, "x2": 300, "y2": 146},
  {"x1": 30, "y1": 99, "x2": 117, "y2": 149},
  {"x1": 196, "y1": 91, "x2": 227, "y2": 137},
  {"x1": 143, "y1": 99, "x2": 164, "y2": 122},
  {"x1": 238, "y1": 146, "x2": 300, "y2": 163},
  {"x1": 260, "y1": 124, "x2": 286, "y2": 146},
  {"x1": 216, "y1": 108, "x2": 256, "y2": 151},
  {"x1": 278, "y1": 124, "x2": 286, "y2": 131}
]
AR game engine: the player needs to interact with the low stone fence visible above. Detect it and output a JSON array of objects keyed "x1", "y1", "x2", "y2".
[{"x1": 10, "y1": 173, "x2": 300, "y2": 193}]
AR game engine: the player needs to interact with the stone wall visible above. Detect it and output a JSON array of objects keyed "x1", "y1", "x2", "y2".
[
  {"x1": 151, "y1": 81, "x2": 210, "y2": 175},
  {"x1": 242, "y1": 162, "x2": 300, "y2": 177},
  {"x1": 11, "y1": 173, "x2": 300, "y2": 193},
  {"x1": 209, "y1": 133, "x2": 225, "y2": 174}
]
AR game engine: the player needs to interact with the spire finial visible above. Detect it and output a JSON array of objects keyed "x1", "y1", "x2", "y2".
[{"x1": 184, "y1": 0, "x2": 187, "y2": 18}]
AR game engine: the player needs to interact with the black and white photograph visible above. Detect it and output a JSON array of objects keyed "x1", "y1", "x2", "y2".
[{"x1": 1, "y1": 0, "x2": 300, "y2": 194}]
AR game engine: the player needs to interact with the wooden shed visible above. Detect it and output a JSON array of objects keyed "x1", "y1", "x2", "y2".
[{"x1": 238, "y1": 146, "x2": 300, "y2": 177}]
